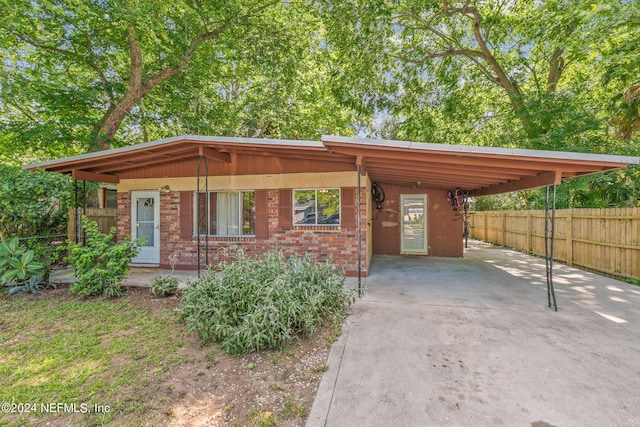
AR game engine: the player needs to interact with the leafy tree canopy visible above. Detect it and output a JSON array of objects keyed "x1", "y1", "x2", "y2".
[
  {"x1": 0, "y1": 1, "x2": 358, "y2": 164},
  {"x1": 1, "y1": 1, "x2": 639, "y2": 208}
]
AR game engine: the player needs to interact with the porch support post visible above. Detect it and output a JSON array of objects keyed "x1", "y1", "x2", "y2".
[
  {"x1": 197, "y1": 155, "x2": 209, "y2": 277},
  {"x1": 74, "y1": 179, "x2": 79, "y2": 243},
  {"x1": 82, "y1": 180, "x2": 87, "y2": 246},
  {"x1": 357, "y1": 165, "x2": 362, "y2": 297},
  {"x1": 73, "y1": 179, "x2": 87, "y2": 244},
  {"x1": 544, "y1": 185, "x2": 558, "y2": 311}
]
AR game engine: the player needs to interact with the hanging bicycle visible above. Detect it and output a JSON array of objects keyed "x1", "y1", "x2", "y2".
[
  {"x1": 448, "y1": 188, "x2": 472, "y2": 248},
  {"x1": 372, "y1": 182, "x2": 385, "y2": 210}
]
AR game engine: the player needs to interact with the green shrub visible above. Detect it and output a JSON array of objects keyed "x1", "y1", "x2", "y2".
[
  {"x1": 0, "y1": 237, "x2": 45, "y2": 291},
  {"x1": 0, "y1": 164, "x2": 73, "y2": 239},
  {"x1": 66, "y1": 217, "x2": 142, "y2": 298},
  {"x1": 180, "y1": 249, "x2": 354, "y2": 355},
  {"x1": 150, "y1": 274, "x2": 179, "y2": 297}
]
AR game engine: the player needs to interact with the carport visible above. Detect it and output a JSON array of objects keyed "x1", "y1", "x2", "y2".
[{"x1": 323, "y1": 136, "x2": 639, "y2": 310}]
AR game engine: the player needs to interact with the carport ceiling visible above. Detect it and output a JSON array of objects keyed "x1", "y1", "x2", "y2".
[{"x1": 322, "y1": 136, "x2": 639, "y2": 196}]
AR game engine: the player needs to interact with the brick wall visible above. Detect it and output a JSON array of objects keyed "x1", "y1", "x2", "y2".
[{"x1": 118, "y1": 187, "x2": 369, "y2": 276}]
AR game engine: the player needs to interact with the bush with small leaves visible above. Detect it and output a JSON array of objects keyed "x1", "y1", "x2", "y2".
[
  {"x1": 180, "y1": 248, "x2": 354, "y2": 355},
  {"x1": 66, "y1": 217, "x2": 142, "y2": 298}
]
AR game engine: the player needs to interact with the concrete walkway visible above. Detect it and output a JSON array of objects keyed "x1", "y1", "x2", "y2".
[{"x1": 307, "y1": 241, "x2": 640, "y2": 427}]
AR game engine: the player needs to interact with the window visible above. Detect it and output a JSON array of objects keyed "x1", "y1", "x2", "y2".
[
  {"x1": 104, "y1": 189, "x2": 117, "y2": 209},
  {"x1": 196, "y1": 191, "x2": 255, "y2": 236},
  {"x1": 293, "y1": 189, "x2": 340, "y2": 226}
]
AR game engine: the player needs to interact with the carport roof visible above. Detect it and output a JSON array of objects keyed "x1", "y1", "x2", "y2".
[
  {"x1": 24, "y1": 134, "x2": 638, "y2": 196},
  {"x1": 322, "y1": 136, "x2": 639, "y2": 196}
]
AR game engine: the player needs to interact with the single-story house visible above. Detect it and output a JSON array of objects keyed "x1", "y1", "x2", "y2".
[{"x1": 25, "y1": 135, "x2": 638, "y2": 276}]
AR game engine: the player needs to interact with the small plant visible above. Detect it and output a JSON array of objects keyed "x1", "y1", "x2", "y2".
[
  {"x1": 66, "y1": 217, "x2": 142, "y2": 298},
  {"x1": 150, "y1": 275, "x2": 179, "y2": 297},
  {"x1": 248, "y1": 408, "x2": 277, "y2": 427},
  {"x1": 8, "y1": 276, "x2": 49, "y2": 295},
  {"x1": 150, "y1": 252, "x2": 179, "y2": 297},
  {"x1": 310, "y1": 363, "x2": 329, "y2": 373},
  {"x1": 0, "y1": 237, "x2": 45, "y2": 293}
]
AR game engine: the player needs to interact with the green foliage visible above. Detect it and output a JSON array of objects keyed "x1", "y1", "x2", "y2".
[
  {"x1": 317, "y1": 0, "x2": 640, "y2": 152},
  {"x1": 180, "y1": 249, "x2": 354, "y2": 355},
  {"x1": 0, "y1": 237, "x2": 45, "y2": 288},
  {"x1": 0, "y1": 164, "x2": 73, "y2": 239},
  {"x1": 66, "y1": 217, "x2": 142, "y2": 298},
  {"x1": 476, "y1": 167, "x2": 640, "y2": 211},
  {"x1": 150, "y1": 275, "x2": 179, "y2": 297},
  {"x1": 0, "y1": 0, "x2": 358, "y2": 159}
]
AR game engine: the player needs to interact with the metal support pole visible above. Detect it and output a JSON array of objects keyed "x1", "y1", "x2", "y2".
[
  {"x1": 73, "y1": 180, "x2": 87, "y2": 244},
  {"x1": 82, "y1": 180, "x2": 87, "y2": 246},
  {"x1": 74, "y1": 179, "x2": 79, "y2": 243},
  {"x1": 545, "y1": 185, "x2": 558, "y2": 311},
  {"x1": 357, "y1": 166, "x2": 362, "y2": 297},
  {"x1": 197, "y1": 156, "x2": 209, "y2": 277}
]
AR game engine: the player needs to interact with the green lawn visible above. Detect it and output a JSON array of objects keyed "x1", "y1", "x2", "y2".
[{"x1": 0, "y1": 293, "x2": 187, "y2": 426}]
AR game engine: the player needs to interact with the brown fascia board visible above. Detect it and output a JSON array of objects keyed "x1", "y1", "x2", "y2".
[
  {"x1": 23, "y1": 135, "x2": 325, "y2": 173},
  {"x1": 472, "y1": 171, "x2": 563, "y2": 196},
  {"x1": 326, "y1": 142, "x2": 634, "y2": 174},
  {"x1": 323, "y1": 135, "x2": 640, "y2": 166},
  {"x1": 71, "y1": 169, "x2": 120, "y2": 183}
]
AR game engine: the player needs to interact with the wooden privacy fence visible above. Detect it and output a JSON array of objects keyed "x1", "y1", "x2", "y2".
[
  {"x1": 67, "y1": 208, "x2": 117, "y2": 242},
  {"x1": 469, "y1": 208, "x2": 640, "y2": 281}
]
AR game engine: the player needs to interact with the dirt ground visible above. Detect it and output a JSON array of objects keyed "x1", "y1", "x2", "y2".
[{"x1": 2, "y1": 285, "x2": 338, "y2": 426}]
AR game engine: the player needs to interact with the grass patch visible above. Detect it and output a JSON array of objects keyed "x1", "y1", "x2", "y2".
[{"x1": 0, "y1": 295, "x2": 186, "y2": 426}]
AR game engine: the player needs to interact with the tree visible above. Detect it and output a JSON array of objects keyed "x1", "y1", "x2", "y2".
[
  {"x1": 141, "y1": 6, "x2": 358, "y2": 141},
  {"x1": 1, "y1": 1, "x2": 282, "y2": 152},
  {"x1": 315, "y1": 1, "x2": 636, "y2": 149},
  {"x1": 0, "y1": 1, "x2": 358, "y2": 163}
]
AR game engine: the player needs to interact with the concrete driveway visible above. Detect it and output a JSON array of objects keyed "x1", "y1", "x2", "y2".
[{"x1": 307, "y1": 241, "x2": 640, "y2": 427}]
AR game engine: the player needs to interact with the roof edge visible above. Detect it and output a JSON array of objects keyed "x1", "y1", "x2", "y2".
[
  {"x1": 24, "y1": 135, "x2": 323, "y2": 171},
  {"x1": 322, "y1": 135, "x2": 640, "y2": 165}
]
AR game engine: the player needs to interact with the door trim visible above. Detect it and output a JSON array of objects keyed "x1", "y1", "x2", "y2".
[
  {"x1": 400, "y1": 194, "x2": 428, "y2": 255},
  {"x1": 131, "y1": 190, "x2": 160, "y2": 264}
]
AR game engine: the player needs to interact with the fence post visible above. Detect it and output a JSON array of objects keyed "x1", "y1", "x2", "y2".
[
  {"x1": 526, "y1": 211, "x2": 532, "y2": 254},
  {"x1": 566, "y1": 208, "x2": 573, "y2": 266},
  {"x1": 502, "y1": 211, "x2": 507, "y2": 246},
  {"x1": 483, "y1": 213, "x2": 488, "y2": 241}
]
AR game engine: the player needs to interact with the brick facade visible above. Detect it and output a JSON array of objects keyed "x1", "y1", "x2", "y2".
[{"x1": 117, "y1": 187, "x2": 369, "y2": 276}]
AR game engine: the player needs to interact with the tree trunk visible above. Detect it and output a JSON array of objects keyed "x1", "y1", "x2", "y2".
[
  {"x1": 87, "y1": 21, "x2": 228, "y2": 152},
  {"x1": 89, "y1": 94, "x2": 141, "y2": 151}
]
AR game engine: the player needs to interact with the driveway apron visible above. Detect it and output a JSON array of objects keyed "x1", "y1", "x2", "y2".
[{"x1": 307, "y1": 241, "x2": 640, "y2": 427}]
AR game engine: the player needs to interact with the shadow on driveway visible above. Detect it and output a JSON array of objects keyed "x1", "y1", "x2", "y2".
[{"x1": 308, "y1": 240, "x2": 640, "y2": 427}]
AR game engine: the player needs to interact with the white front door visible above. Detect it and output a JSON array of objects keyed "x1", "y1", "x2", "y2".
[
  {"x1": 131, "y1": 191, "x2": 160, "y2": 264},
  {"x1": 400, "y1": 194, "x2": 428, "y2": 254}
]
